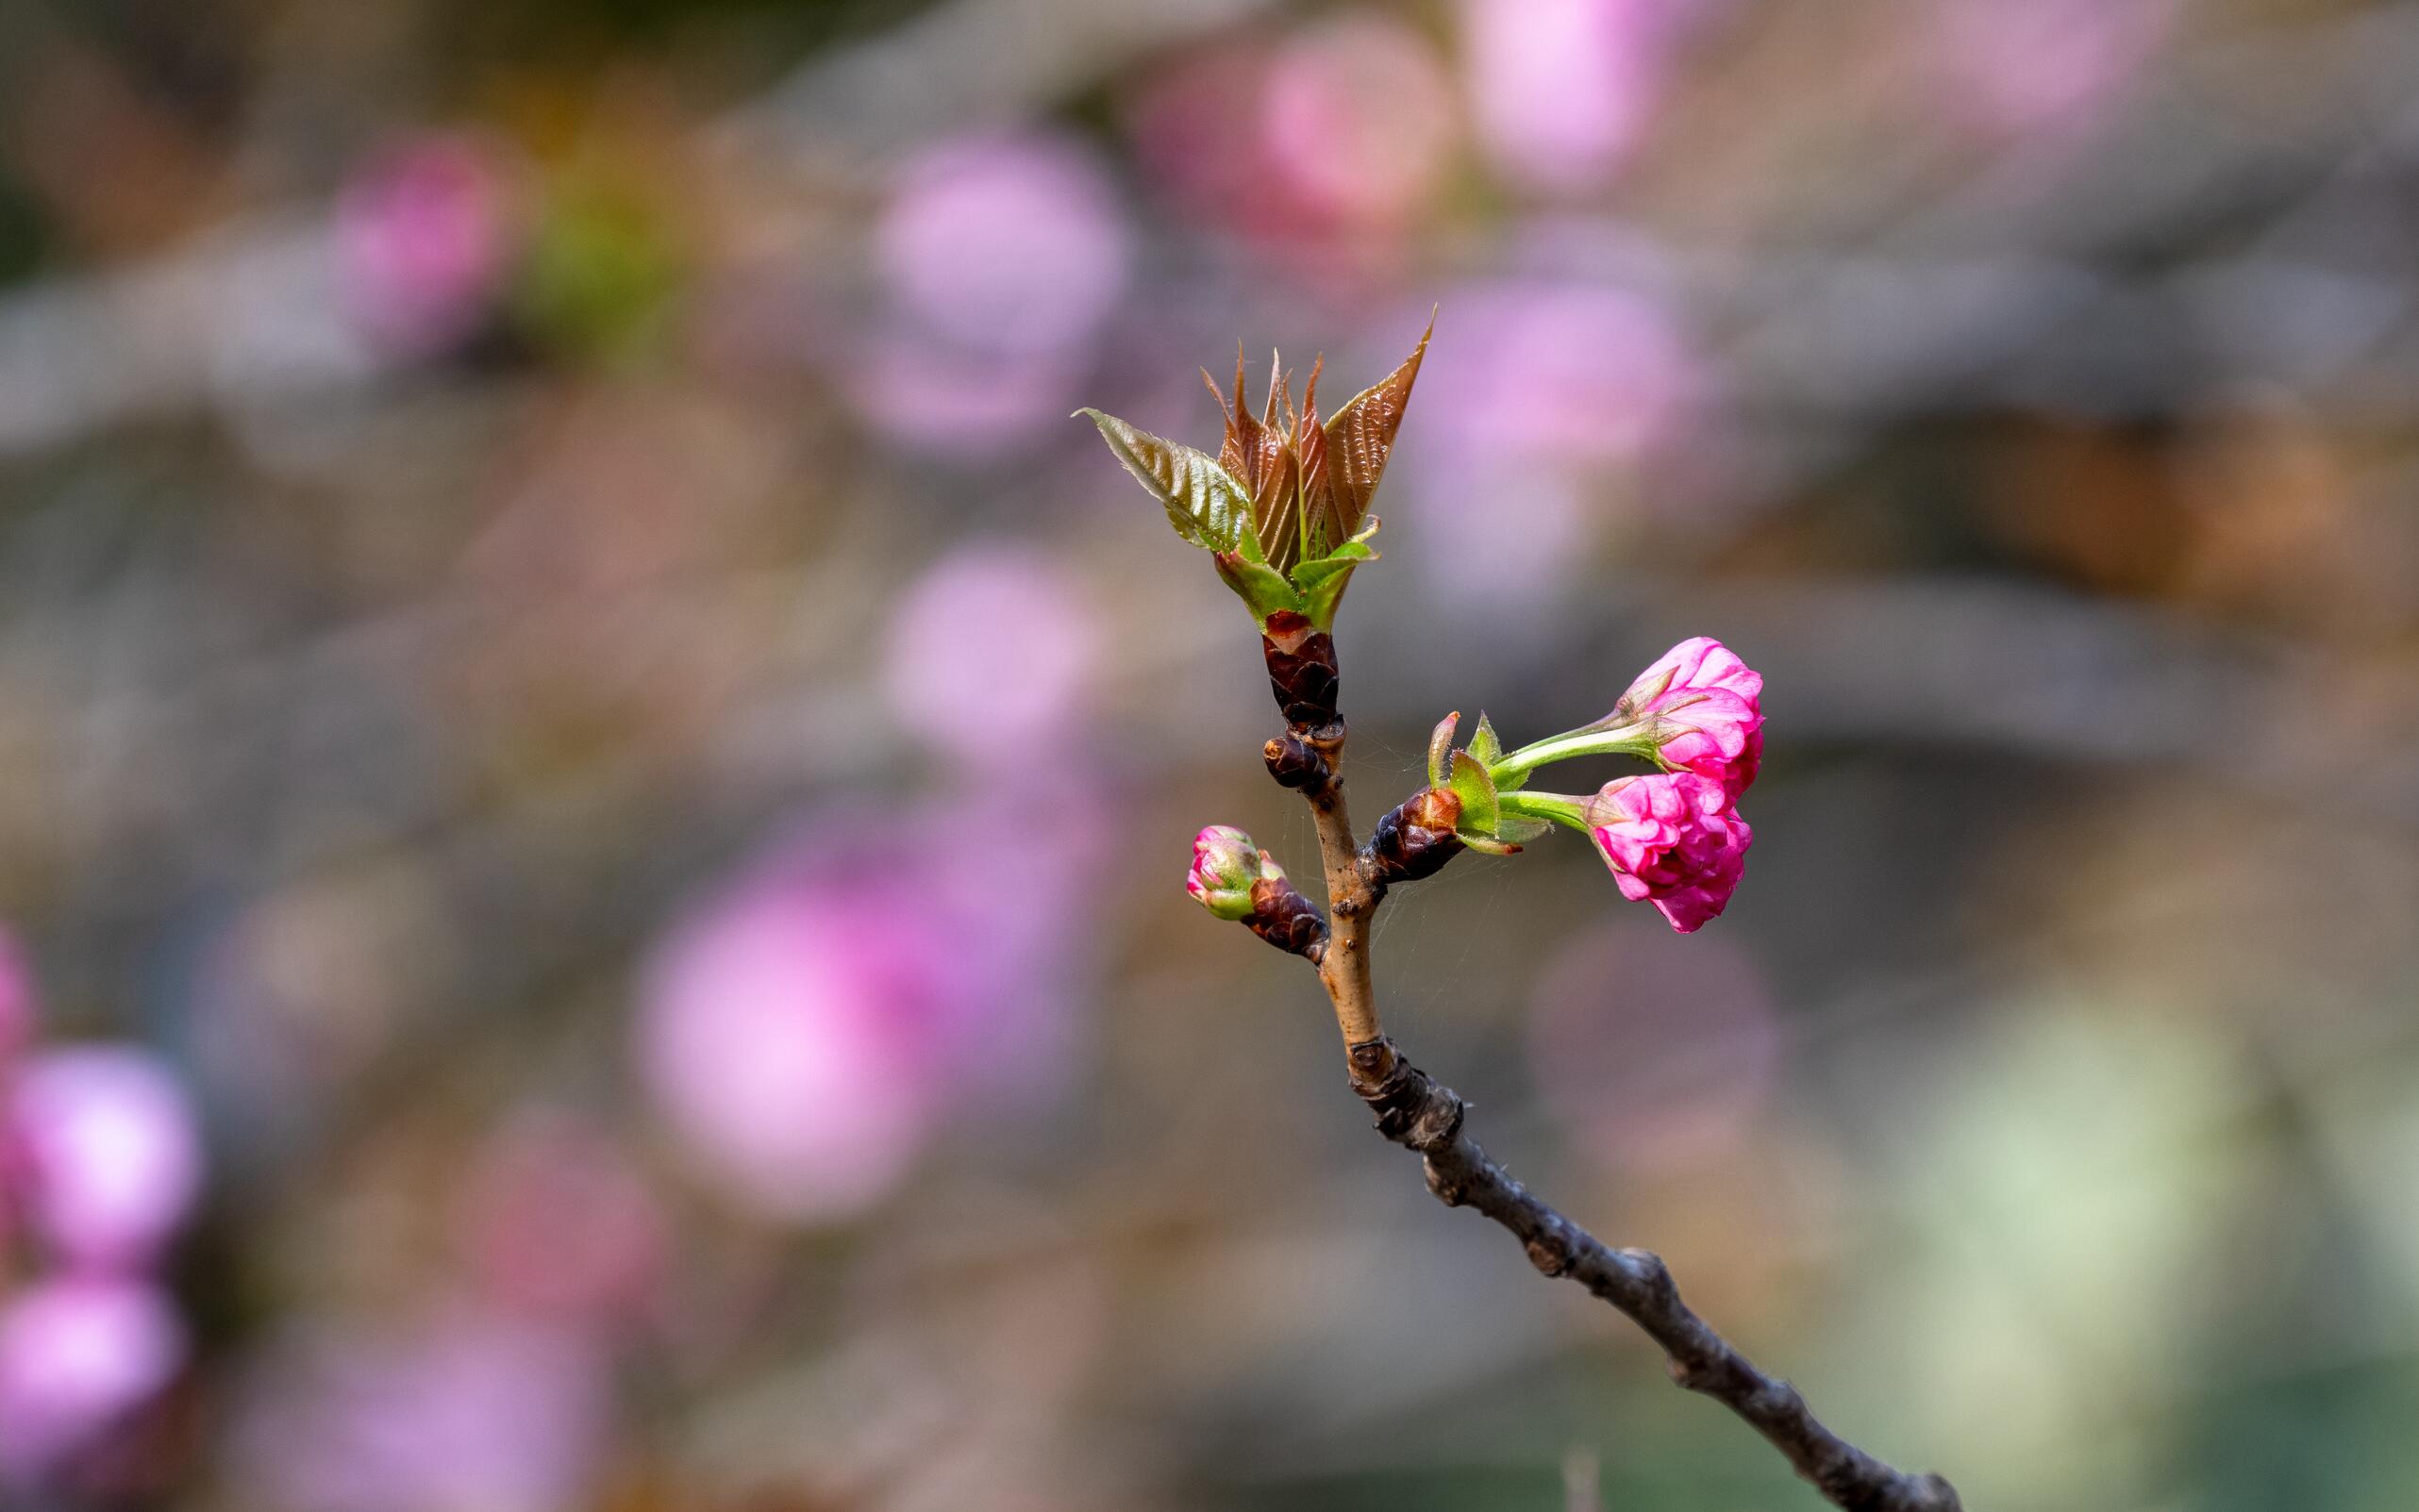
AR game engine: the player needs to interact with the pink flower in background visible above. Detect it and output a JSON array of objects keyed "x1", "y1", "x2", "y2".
[
  {"x1": 8, "y1": 1047, "x2": 203, "y2": 1270},
  {"x1": 1261, "y1": 13, "x2": 1458, "y2": 229},
  {"x1": 1587, "y1": 772, "x2": 1752, "y2": 932},
  {"x1": 233, "y1": 1318, "x2": 608, "y2": 1512},
  {"x1": 854, "y1": 341, "x2": 1082, "y2": 458},
  {"x1": 1405, "y1": 275, "x2": 1703, "y2": 614},
  {"x1": 1931, "y1": 0, "x2": 2171, "y2": 141},
  {"x1": 879, "y1": 133, "x2": 1132, "y2": 357},
  {"x1": 335, "y1": 135, "x2": 517, "y2": 356},
  {"x1": 1620, "y1": 636, "x2": 1764, "y2": 798},
  {"x1": 637, "y1": 860, "x2": 954, "y2": 1221},
  {"x1": 635, "y1": 796, "x2": 1108, "y2": 1224},
  {"x1": 883, "y1": 544, "x2": 1093, "y2": 768},
  {"x1": 0, "y1": 1277, "x2": 186, "y2": 1479},
  {"x1": 456, "y1": 1113, "x2": 664, "y2": 1327},
  {"x1": 1460, "y1": 0, "x2": 1708, "y2": 191}
]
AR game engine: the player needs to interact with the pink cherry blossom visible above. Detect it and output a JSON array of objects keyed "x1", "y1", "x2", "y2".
[
  {"x1": 1620, "y1": 636, "x2": 1764, "y2": 798},
  {"x1": 8, "y1": 1047, "x2": 203, "y2": 1270},
  {"x1": 882, "y1": 545, "x2": 1093, "y2": 769},
  {"x1": 231, "y1": 1316, "x2": 608, "y2": 1512},
  {"x1": 1459, "y1": 0, "x2": 1712, "y2": 192},
  {"x1": 0, "y1": 1277, "x2": 186, "y2": 1479},
  {"x1": 1586, "y1": 772, "x2": 1752, "y2": 933},
  {"x1": 878, "y1": 132, "x2": 1131, "y2": 358},
  {"x1": 1261, "y1": 14, "x2": 1458, "y2": 229},
  {"x1": 637, "y1": 862, "x2": 952, "y2": 1221},
  {"x1": 334, "y1": 135, "x2": 516, "y2": 357}
]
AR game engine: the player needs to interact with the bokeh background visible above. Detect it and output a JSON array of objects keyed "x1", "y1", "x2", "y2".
[{"x1": 1, "y1": 0, "x2": 2416, "y2": 1507}]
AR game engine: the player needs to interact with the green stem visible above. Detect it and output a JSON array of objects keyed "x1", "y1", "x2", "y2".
[
  {"x1": 1487, "y1": 723, "x2": 1657, "y2": 787},
  {"x1": 1496, "y1": 789, "x2": 1595, "y2": 832}
]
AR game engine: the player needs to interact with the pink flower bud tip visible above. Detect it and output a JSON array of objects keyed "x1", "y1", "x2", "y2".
[
  {"x1": 1620, "y1": 637, "x2": 1764, "y2": 800},
  {"x1": 1188, "y1": 826, "x2": 1276, "y2": 921},
  {"x1": 1586, "y1": 773, "x2": 1753, "y2": 934}
]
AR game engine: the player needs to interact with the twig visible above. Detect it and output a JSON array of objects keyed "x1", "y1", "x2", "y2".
[{"x1": 1271, "y1": 708, "x2": 1962, "y2": 1512}]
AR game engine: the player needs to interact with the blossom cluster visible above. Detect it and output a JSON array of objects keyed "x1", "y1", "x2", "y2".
[{"x1": 0, "y1": 937, "x2": 202, "y2": 1487}]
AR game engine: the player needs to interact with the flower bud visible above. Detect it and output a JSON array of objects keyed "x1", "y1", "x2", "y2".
[
  {"x1": 1617, "y1": 637, "x2": 1764, "y2": 800},
  {"x1": 1262, "y1": 730, "x2": 1332, "y2": 791},
  {"x1": 1187, "y1": 825, "x2": 1276, "y2": 921},
  {"x1": 1585, "y1": 773, "x2": 1753, "y2": 933}
]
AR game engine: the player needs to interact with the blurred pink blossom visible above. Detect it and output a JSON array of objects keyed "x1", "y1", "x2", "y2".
[
  {"x1": 852, "y1": 341, "x2": 1082, "y2": 457},
  {"x1": 1261, "y1": 13, "x2": 1459, "y2": 229},
  {"x1": 878, "y1": 133, "x2": 1132, "y2": 357},
  {"x1": 8, "y1": 1047, "x2": 203, "y2": 1270},
  {"x1": 1528, "y1": 917, "x2": 1780, "y2": 1171},
  {"x1": 1459, "y1": 0, "x2": 1708, "y2": 191},
  {"x1": 1931, "y1": 0, "x2": 2171, "y2": 141},
  {"x1": 1621, "y1": 636, "x2": 1764, "y2": 799},
  {"x1": 334, "y1": 135, "x2": 518, "y2": 357},
  {"x1": 883, "y1": 544, "x2": 1093, "y2": 767},
  {"x1": 1586, "y1": 771, "x2": 1752, "y2": 932},
  {"x1": 0, "y1": 1277, "x2": 186, "y2": 1480},
  {"x1": 637, "y1": 856, "x2": 956, "y2": 1221},
  {"x1": 233, "y1": 1318, "x2": 608, "y2": 1512},
  {"x1": 1406, "y1": 277, "x2": 1702, "y2": 609},
  {"x1": 636, "y1": 792, "x2": 1107, "y2": 1222},
  {"x1": 456, "y1": 1113, "x2": 664, "y2": 1327}
]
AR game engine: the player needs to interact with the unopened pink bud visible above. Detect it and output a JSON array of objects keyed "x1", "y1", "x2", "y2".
[
  {"x1": 1586, "y1": 772, "x2": 1753, "y2": 933},
  {"x1": 1619, "y1": 637, "x2": 1764, "y2": 800},
  {"x1": 1187, "y1": 826, "x2": 1276, "y2": 921}
]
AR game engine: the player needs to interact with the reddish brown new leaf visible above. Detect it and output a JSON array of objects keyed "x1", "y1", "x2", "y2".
[{"x1": 1320, "y1": 314, "x2": 1432, "y2": 547}]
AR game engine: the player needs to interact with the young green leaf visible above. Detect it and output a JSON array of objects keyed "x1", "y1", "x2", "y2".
[
  {"x1": 1079, "y1": 409, "x2": 1259, "y2": 557},
  {"x1": 1447, "y1": 749, "x2": 1499, "y2": 836},
  {"x1": 1427, "y1": 711, "x2": 1460, "y2": 789},
  {"x1": 1213, "y1": 552, "x2": 1306, "y2": 625},
  {"x1": 1289, "y1": 540, "x2": 1376, "y2": 590},
  {"x1": 1291, "y1": 521, "x2": 1380, "y2": 628}
]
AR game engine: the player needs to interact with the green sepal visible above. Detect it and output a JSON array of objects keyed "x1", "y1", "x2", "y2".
[
  {"x1": 1079, "y1": 409, "x2": 1260, "y2": 558},
  {"x1": 1448, "y1": 749, "x2": 1499, "y2": 837},
  {"x1": 1495, "y1": 813, "x2": 1552, "y2": 844},
  {"x1": 1213, "y1": 551, "x2": 1306, "y2": 624},
  {"x1": 1426, "y1": 711, "x2": 1460, "y2": 789},
  {"x1": 1467, "y1": 712, "x2": 1503, "y2": 767}
]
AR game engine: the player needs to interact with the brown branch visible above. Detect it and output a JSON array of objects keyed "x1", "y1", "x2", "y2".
[
  {"x1": 1347, "y1": 1036, "x2": 1962, "y2": 1512},
  {"x1": 1264, "y1": 710, "x2": 1962, "y2": 1512}
]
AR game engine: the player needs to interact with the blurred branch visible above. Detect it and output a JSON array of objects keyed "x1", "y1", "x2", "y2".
[{"x1": 1263, "y1": 696, "x2": 1961, "y2": 1512}]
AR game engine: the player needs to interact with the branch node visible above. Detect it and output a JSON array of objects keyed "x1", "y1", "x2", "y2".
[{"x1": 1525, "y1": 1232, "x2": 1576, "y2": 1278}]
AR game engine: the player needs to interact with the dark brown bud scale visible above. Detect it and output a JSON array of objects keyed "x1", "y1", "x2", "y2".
[
  {"x1": 1363, "y1": 787, "x2": 1464, "y2": 888},
  {"x1": 1262, "y1": 732, "x2": 1331, "y2": 791},
  {"x1": 1246, "y1": 875, "x2": 1329, "y2": 961},
  {"x1": 1261, "y1": 619, "x2": 1341, "y2": 728}
]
